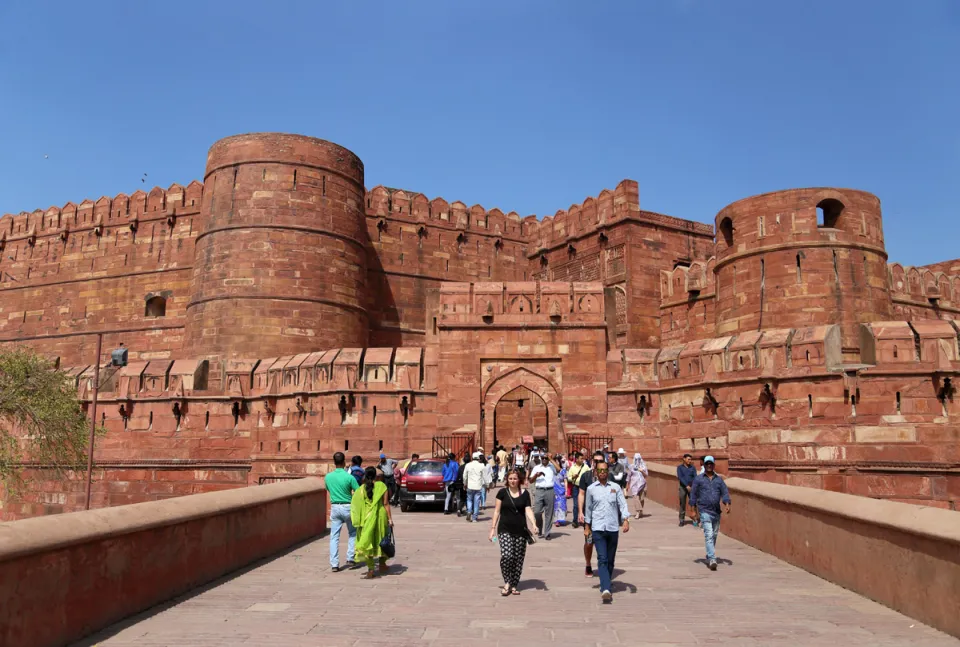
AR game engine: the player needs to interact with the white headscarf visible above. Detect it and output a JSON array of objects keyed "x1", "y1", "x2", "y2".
[{"x1": 633, "y1": 452, "x2": 645, "y2": 469}]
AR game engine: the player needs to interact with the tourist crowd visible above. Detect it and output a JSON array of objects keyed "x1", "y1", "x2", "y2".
[{"x1": 326, "y1": 444, "x2": 730, "y2": 602}]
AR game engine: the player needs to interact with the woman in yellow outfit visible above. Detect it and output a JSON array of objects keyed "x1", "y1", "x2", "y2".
[{"x1": 350, "y1": 466, "x2": 394, "y2": 578}]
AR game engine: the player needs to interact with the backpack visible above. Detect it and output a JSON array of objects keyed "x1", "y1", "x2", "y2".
[{"x1": 349, "y1": 465, "x2": 364, "y2": 483}]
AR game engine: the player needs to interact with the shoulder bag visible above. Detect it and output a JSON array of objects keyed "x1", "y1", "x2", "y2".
[{"x1": 380, "y1": 526, "x2": 396, "y2": 558}]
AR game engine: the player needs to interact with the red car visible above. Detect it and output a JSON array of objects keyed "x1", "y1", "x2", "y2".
[{"x1": 398, "y1": 459, "x2": 446, "y2": 512}]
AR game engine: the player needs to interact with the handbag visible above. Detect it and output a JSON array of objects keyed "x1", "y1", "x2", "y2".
[
  {"x1": 505, "y1": 489, "x2": 536, "y2": 545},
  {"x1": 380, "y1": 526, "x2": 396, "y2": 558}
]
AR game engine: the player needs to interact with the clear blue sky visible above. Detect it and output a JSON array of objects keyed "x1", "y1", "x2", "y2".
[{"x1": 1, "y1": 1, "x2": 957, "y2": 266}]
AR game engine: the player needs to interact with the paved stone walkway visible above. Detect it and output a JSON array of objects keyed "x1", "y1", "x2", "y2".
[{"x1": 80, "y1": 496, "x2": 957, "y2": 646}]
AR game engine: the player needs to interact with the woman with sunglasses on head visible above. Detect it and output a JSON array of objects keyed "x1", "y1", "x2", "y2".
[{"x1": 488, "y1": 468, "x2": 538, "y2": 596}]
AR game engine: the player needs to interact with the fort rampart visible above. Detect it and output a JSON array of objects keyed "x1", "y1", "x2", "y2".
[{"x1": 1, "y1": 132, "x2": 957, "y2": 519}]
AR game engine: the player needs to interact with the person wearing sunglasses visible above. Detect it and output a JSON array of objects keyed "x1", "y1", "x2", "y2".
[{"x1": 583, "y1": 460, "x2": 630, "y2": 603}]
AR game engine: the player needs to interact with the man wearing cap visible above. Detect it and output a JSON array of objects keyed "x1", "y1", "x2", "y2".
[{"x1": 689, "y1": 455, "x2": 731, "y2": 571}]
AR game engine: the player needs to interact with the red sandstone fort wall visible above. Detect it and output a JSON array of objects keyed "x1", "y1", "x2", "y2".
[
  {"x1": 2, "y1": 132, "x2": 959, "y2": 520},
  {"x1": 363, "y1": 186, "x2": 531, "y2": 347},
  {"x1": 0, "y1": 184, "x2": 202, "y2": 365},
  {"x1": 527, "y1": 180, "x2": 715, "y2": 348}
]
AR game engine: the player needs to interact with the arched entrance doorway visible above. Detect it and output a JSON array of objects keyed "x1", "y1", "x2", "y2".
[
  {"x1": 493, "y1": 386, "x2": 548, "y2": 450},
  {"x1": 481, "y1": 367, "x2": 562, "y2": 452}
]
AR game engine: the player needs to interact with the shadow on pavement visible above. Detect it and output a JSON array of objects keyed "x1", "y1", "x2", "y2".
[{"x1": 693, "y1": 557, "x2": 734, "y2": 566}]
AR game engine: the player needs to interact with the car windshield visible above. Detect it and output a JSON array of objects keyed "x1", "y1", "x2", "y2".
[{"x1": 407, "y1": 461, "x2": 443, "y2": 476}]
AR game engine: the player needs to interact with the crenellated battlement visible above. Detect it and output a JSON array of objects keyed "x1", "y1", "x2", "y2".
[
  {"x1": 365, "y1": 185, "x2": 532, "y2": 241},
  {"x1": 525, "y1": 180, "x2": 713, "y2": 257},
  {"x1": 0, "y1": 181, "x2": 205, "y2": 243}
]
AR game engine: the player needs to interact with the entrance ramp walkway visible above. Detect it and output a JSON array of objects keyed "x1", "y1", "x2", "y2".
[{"x1": 78, "y1": 499, "x2": 957, "y2": 646}]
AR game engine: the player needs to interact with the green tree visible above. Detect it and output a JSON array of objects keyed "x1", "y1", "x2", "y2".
[{"x1": 0, "y1": 347, "x2": 92, "y2": 495}]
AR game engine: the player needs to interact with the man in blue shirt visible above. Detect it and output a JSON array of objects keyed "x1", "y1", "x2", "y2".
[
  {"x1": 584, "y1": 459, "x2": 630, "y2": 603},
  {"x1": 676, "y1": 453, "x2": 697, "y2": 527},
  {"x1": 689, "y1": 455, "x2": 732, "y2": 571},
  {"x1": 442, "y1": 453, "x2": 459, "y2": 515},
  {"x1": 349, "y1": 455, "x2": 365, "y2": 485}
]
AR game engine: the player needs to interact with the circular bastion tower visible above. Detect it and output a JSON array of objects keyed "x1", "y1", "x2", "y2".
[
  {"x1": 184, "y1": 133, "x2": 369, "y2": 360},
  {"x1": 713, "y1": 188, "x2": 892, "y2": 360}
]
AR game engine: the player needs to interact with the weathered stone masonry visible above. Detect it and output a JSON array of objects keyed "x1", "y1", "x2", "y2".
[{"x1": 1, "y1": 132, "x2": 958, "y2": 519}]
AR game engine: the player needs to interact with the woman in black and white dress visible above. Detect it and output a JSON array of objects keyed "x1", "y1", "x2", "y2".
[{"x1": 488, "y1": 468, "x2": 538, "y2": 595}]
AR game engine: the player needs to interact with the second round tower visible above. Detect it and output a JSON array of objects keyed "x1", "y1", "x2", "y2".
[{"x1": 713, "y1": 188, "x2": 892, "y2": 359}]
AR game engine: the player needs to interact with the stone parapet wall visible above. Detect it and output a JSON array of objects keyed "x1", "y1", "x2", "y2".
[
  {"x1": 0, "y1": 478, "x2": 327, "y2": 647},
  {"x1": 608, "y1": 320, "x2": 960, "y2": 509},
  {"x1": 642, "y1": 462, "x2": 960, "y2": 639}
]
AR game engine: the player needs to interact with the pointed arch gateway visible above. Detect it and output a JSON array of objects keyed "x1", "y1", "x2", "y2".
[{"x1": 482, "y1": 367, "x2": 562, "y2": 452}]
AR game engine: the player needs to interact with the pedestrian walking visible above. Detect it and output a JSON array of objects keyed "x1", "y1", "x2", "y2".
[
  {"x1": 377, "y1": 453, "x2": 398, "y2": 506},
  {"x1": 627, "y1": 452, "x2": 648, "y2": 519},
  {"x1": 349, "y1": 455, "x2": 365, "y2": 485},
  {"x1": 553, "y1": 456, "x2": 568, "y2": 526},
  {"x1": 567, "y1": 452, "x2": 587, "y2": 528},
  {"x1": 456, "y1": 453, "x2": 470, "y2": 515},
  {"x1": 609, "y1": 448, "x2": 629, "y2": 490},
  {"x1": 690, "y1": 455, "x2": 732, "y2": 571},
  {"x1": 530, "y1": 453, "x2": 560, "y2": 539},
  {"x1": 584, "y1": 460, "x2": 630, "y2": 603},
  {"x1": 326, "y1": 452, "x2": 358, "y2": 572},
  {"x1": 442, "y1": 452, "x2": 459, "y2": 515},
  {"x1": 677, "y1": 453, "x2": 697, "y2": 527},
  {"x1": 481, "y1": 454, "x2": 495, "y2": 508},
  {"x1": 351, "y1": 466, "x2": 394, "y2": 579},
  {"x1": 488, "y1": 469, "x2": 537, "y2": 596},
  {"x1": 463, "y1": 452, "x2": 486, "y2": 522},
  {"x1": 495, "y1": 445, "x2": 507, "y2": 483},
  {"x1": 577, "y1": 450, "x2": 607, "y2": 577}
]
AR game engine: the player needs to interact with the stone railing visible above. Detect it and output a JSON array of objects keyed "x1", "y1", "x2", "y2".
[
  {"x1": 0, "y1": 478, "x2": 327, "y2": 647},
  {"x1": 643, "y1": 462, "x2": 960, "y2": 639}
]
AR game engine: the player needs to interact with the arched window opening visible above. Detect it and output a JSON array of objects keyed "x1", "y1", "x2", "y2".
[
  {"x1": 718, "y1": 217, "x2": 734, "y2": 247},
  {"x1": 816, "y1": 198, "x2": 844, "y2": 229},
  {"x1": 145, "y1": 295, "x2": 167, "y2": 317}
]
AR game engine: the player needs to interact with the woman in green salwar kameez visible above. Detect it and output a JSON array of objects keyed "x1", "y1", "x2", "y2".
[{"x1": 350, "y1": 466, "x2": 394, "y2": 578}]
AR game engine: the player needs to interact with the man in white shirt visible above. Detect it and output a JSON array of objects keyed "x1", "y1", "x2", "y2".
[
  {"x1": 463, "y1": 453, "x2": 486, "y2": 522},
  {"x1": 530, "y1": 454, "x2": 560, "y2": 539}
]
